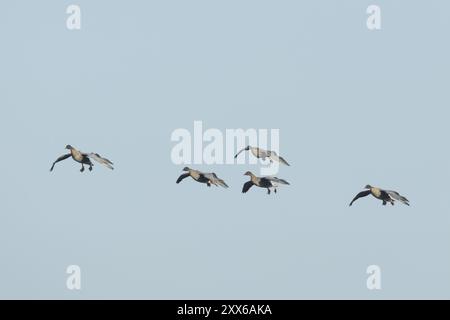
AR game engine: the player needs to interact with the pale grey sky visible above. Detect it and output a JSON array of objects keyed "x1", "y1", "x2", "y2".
[{"x1": 0, "y1": 0, "x2": 449, "y2": 299}]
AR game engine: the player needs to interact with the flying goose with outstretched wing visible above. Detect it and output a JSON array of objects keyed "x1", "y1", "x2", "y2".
[
  {"x1": 235, "y1": 146, "x2": 290, "y2": 166},
  {"x1": 176, "y1": 167, "x2": 229, "y2": 189},
  {"x1": 242, "y1": 171, "x2": 290, "y2": 195},
  {"x1": 50, "y1": 145, "x2": 114, "y2": 172},
  {"x1": 349, "y1": 185, "x2": 409, "y2": 206}
]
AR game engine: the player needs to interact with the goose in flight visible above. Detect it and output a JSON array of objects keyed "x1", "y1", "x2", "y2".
[
  {"x1": 176, "y1": 167, "x2": 229, "y2": 188},
  {"x1": 234, "y1": 146, "x2": 290, "y2": 166},
  {"x1": 349, "y1": 185, "x2": 409, "y2": 206},
  {"x1": 50, "y1": 145, "x2": 114, "y2": 172},
  {"x1": 242, "y1": 171, "x2": 290, "y2": 195}
]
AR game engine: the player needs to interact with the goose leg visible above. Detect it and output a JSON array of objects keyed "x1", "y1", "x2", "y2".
[
  {"x1": 274, "y1": 188, "x2": 277, "y2": 194},
  {"x1": 89, "y1": 164, "x2": 93, "y2": 171},
  {"x1": 382, "y1": 201, "x2": 386, "y2": 206},
  {"x1": 80, "y1": 165, "x2": 85, "y2": 173},
  {"x1": 207, "y1": 182, "x2": 211, "y2": 187},
  {"x1": 267, "y1": 188, "x2": 271, "y2": 195}
]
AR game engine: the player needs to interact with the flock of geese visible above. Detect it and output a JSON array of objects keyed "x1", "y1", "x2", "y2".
[
  {"x1": 176, "y1": 146, "x2": 291, "y2": 195},
  {"x1": 50, "y1": 145, "x2": 410, "y2": 205}
]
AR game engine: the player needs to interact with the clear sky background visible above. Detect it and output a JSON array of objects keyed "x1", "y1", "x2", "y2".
[{"x1": 0, "y1": 0, "x2": 449, "y2": 299}]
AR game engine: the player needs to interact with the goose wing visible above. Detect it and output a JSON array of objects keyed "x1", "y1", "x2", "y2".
[
  {"x1": 266, "y1": 177, "x2": 290, "y2": 185},
  {"x1": 258, "y1": 177, "x2": 273, "y2": 188},
  {"x1": 349, "y1": 190, "x2": 371, "y2": 206},
  {"x1": 203, "y1": 173, "x2": 229, "y2": 188},
  {"x1": 386, "y1": 190, "x2": 410, "y2": 206},
  {"x1": 234, "y1": 147, "x2": 247, "y2": 159},
  {"x1": 242, "y1": 181, "x2": 254, "y2": 193},
  {"x1": 86, "y1": 153, "x2": 114, "y2": 170},
  {"x1": 50, "y1": 153, "x2": 71, "y2": 172},
  {"x1": 176, "y1": 173, "x2": 190, "y2": 184},
  {"x1": 268, "y1": 151, "x2": 290, "y2": 166}
]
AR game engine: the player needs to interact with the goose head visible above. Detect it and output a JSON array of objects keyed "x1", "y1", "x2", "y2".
[
  {"x1": 365, "y1": 184, "x2": 372, "y2": 189},
  {"x1": 182, "y1": 167, "x2": 190, "y2": 172},
  {"x1": 244, "y1": 171, "x2": 253, "y2": 177},
  {"x1": 65, "y1": 145, "x2": 73, "y2": 150}
]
